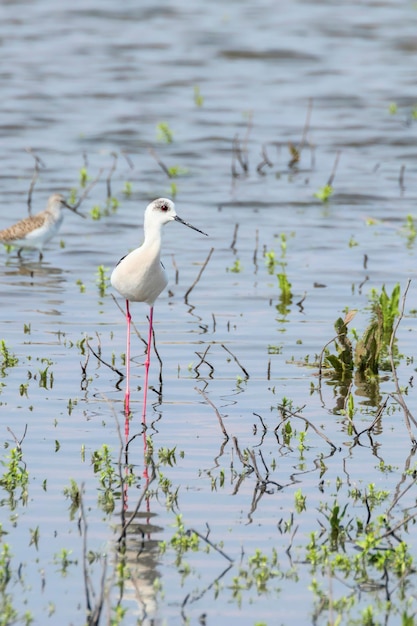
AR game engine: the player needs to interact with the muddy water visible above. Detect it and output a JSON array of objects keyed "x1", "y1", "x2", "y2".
[{"x1": 1, "y1": 1, "x2": 417, "y2": 625}]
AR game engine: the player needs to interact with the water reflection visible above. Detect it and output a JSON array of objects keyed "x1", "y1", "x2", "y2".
[{"x1": 1, "y1": 257, "x2": 66, "y2": 291}]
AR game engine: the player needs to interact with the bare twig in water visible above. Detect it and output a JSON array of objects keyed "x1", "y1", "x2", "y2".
[
  {"x1": 388, "y1": 279, "x2": 417, "y2": 445},
  {"x1": 232, "y1": 436, "x2": 252, "y2": 470},
  {"x1": 111, "y1": 294, "x2": 146, "y2": 348},
  {"x1": 85, "y1": 335, "x2": 124, "y2": 379},
  {"x1": 230, "y1": 223, "x2": 239, "y2": 253},
  {"x1": 221, "y1": 343, "x2": 250, "y2": 379},
  {"x1": 171, "y1": 254, "x2": 179, "y2": 285},
  {"x1": 120, "y1": 150, "x2": 135, "y2": 170},
  {"x1": 327, "y1": 150, "x2": 341, "y2": 187},
  {"x1": 71, "y1": 168, "x2": 104, "y2": 211},
  {"x1": 148, "y1": 147, "x2": 171, "y2": 178},
  {"x1": 194, "y1": 344, "x2": 214, "y2": 378},
  {"x1": 80, "y1": 341, "x2": 90, "y2": 391},
  {"x1": 399, "y1": 164, "x2": 405, "y2": 195},
  {"x1": 80, "y1": 484, "x2": 107, "y2": 626},
  {"x1": 195, "y1": 387, "x2": 229, "y2": 440},
  {"x1": 253, "y1": 228, "x2": 259, "y2": 273},
  {"x1": 149, "y1": 315, "x2": 163, "y2": 401},
  {"x1": 231, "y1": 114, "x2": 252, "y2": 177},
  {"x1": 6, "y1": 424, "x2": 28, "y2": 450},
  {"x1": 256, "y1": 144, "x2": 273, "y2": 174},
  {"x1": 25, "y1": 148, "x2": 46, "y2": 215},
  {"x1": 187, "y1": 527, "x2": 233, "y2": 562},
  {"x1": 299, "y1": 97, "x2": 313, "y2": 153},
  {"x1": 184, "y1": 247, "x2": 214, "y2": 303},
  {"x1": 106, "y1": 152, "x2": 118, "y2": 200},
  {"x1": 296, "y1": 292, "x2": 307, "y2": 312},
  {"x1": 275, "y1": 404, "x2": 337, "y2": 451},
  {"x1": 354, "y1": 397, "x2": 389, "y2": 442}
]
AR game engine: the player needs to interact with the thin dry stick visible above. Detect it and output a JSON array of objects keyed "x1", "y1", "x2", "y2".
[
  {"x1": 171, "y1": 254, "x2": 179, "y2": 285},
  {"x1": 7, "y1": 424, "x2": 28, "y2": 449},
  {"x1": 149, "y1": 317, "x2": 163, "y2": 395},
  {"x1": 327, "y1": 150, "x2": 341, "y2": 187},
  {"x1": 253, "y1": 228, "x2": 259, "y2": 273},
  {"x1": 275, "y1": 404, "x2": 337, "y2": 451},
  {"x1": 111, "y1": 294, "x2": 146, "y2": 347},
  {"x1": 233, "y1": 134, "x2": 249, "y2": 174},
  {"x1": 399, "y1": 164, "x2": 405, "y2": 194},
  {"x1": 106, "y1": 152, "x2": 118, "y2": 199},
  {"x1": 117, "y1": 461, "x2": 157, "y2": 541},
  {"x1": 80, "y1": 484, "x2": 107, "y2": 626},
  {"x1": 194, "y1": 344, "x2": 214, "y2": 378},
  {"x1": 120, "y1": 150, "x2": 135, "y2": 170},
  {"x1": 148, "y1": 147, "x2": 171, "y2": 178},
  {"x1": 299, "y1": 97, "x2": 314, "y2": 152},
  {"x1": 85, "y1": 335, "x2": 124, "y2": 378},
  {"x1": 256, "y1": 144, "x2": 273, "y2": 174},
  {"x1": 25, "y1": 148, "x2": 45, "y2": 214},
  {"x1": 195, "y1": 387, "x2": 229, "y2": 439},
  {"x1": 221, "y1": 343, "x2": 250, "y2": 379},
  {"x1": 388, "y1": 278, "x2": 417, "y2": 444},
  {"x1": 354, "y1": 397, "x2": 389, "y2": 441},
  {"x1": 71, "y1": 168, "x2": 104, "y2": 211},
  {"x1": 296, "y1": 292, "x2": 307, "y2": 312},
  {"x1": 184, "y1": 247, "x2": 214, "y2": 302},
  {"x1": 230, "y1": 223, "x2": 239, "y2": 252}
]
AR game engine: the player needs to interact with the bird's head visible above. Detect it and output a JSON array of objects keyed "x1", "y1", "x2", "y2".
[{"x1": 146, "y1": 198, "x2": 208, "y2": 235}]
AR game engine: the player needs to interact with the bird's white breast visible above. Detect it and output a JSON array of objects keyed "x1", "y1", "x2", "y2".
[{"x1": 111, "y1": 244, "x2": 168, "y2": 305}]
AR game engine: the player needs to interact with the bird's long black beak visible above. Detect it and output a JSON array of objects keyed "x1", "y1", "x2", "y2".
[{"x1": 174, "y1": 215, "x2": 208, "y2": 236}]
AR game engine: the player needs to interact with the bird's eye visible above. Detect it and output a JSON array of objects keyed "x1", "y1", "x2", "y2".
[{"x1": 160, "y1": 204, "x2": 169, "y2": 212}]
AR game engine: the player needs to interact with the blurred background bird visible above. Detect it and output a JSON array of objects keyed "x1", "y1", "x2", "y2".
[{"x1": 0, "y1": 193, "x2": 85, "y2": 260}]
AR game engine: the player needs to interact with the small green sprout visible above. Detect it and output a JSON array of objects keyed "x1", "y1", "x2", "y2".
[
  {"x1": 156, "y1": 122, "x2": 174, "y2": 143},
  {"x1": 194, "y1": 85, "x2": 204, "y2": 107},
  {"x1": 314, "y1": 184, "x2": 333, "y2": 202}
]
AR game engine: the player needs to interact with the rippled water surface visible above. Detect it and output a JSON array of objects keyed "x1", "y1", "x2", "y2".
[{"x1": 1, "y1": 1, "x2": 417, "y2": 625}]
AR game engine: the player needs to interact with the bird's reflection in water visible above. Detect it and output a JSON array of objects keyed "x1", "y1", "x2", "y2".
[{"x1": 1, "y1": 257, "x2": 66, "y2": 292}]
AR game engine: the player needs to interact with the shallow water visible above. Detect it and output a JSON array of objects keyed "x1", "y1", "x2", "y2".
[{"x1": 1, "y1": 1, "x2": 417, "y2": 625}]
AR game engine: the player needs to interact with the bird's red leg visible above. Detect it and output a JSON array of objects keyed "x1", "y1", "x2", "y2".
[
  {"x1": 142, "y1": 306, "x2": 153, "y2": 423},
  {"x1": 124, "y1": 300, "x2": 131, "y2": 423}
]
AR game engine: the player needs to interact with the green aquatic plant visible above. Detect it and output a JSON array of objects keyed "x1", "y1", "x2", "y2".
[
  {"x1": 0, "y1": 340, "x2": 18, "y2": 376},
  {"x1": 79, "y1": 166, "x2": 89, "y2": 187},
  {"x1": 276, "y1": 271, "x2": 292, "y2": 319},
  {"x1": 169, "y1": 181, "x2": 177, "y2": 198},
  {"x1": 90, "y1": 205, "x2": 102, "y2": 220},
  {"x1": 122, "y1": 181, "x2": 132, "y2": 196},
  {"x1": 0, "y1": 544, "x2": 32, "y2": 625},
  {"x1": 91, "y1": 444, "x2": 119, "y2": 514},
  {"x1": 53, "y1": 548, "x2": 77, "y2": 577},
  {"x1": 227, "y1": 259, "x2": 242, "y2": 273},
  {"x1": 0, "y1": 447, "x2": 29, "y2": 509},
  {"x1": 166, "y1": 165, "x2": 188, "y2": 177},
  {"x1": 314, "y1": 184, "x2": 333, "y2": 202},
  {"x1": 323, "y1": 283, "x2": 401, "y2": 385},
  {"x1": 264, "y1": 250, "x2": 278, "y2": 274},
  {"x1": 230, "y1": 548, "x2": 281, "y2": 604},
  {"x1": 76, "y1": 279, "x2": 86, "y2": 293},
  {"x1": 156, "y1": 121, "x2": 174, "y2": 143},
  {"x1": 193, "y1": 85, "x2": 204, "y2": 107},
  {"x1": 402, "y1": 214, "x2": 417, "y2": 248},
  {"x1": 63, "y1": 479, "x2": 81, "y2": 521},
  {"x1": 355, "y1": 283, "x2": 400, "y2": 375},
  {"x1": 96, "y1": 265, "x2": 110, "y2": 297},
  {"x1": 324, "y1": 313, "x2": 355, "y2": 383}
]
